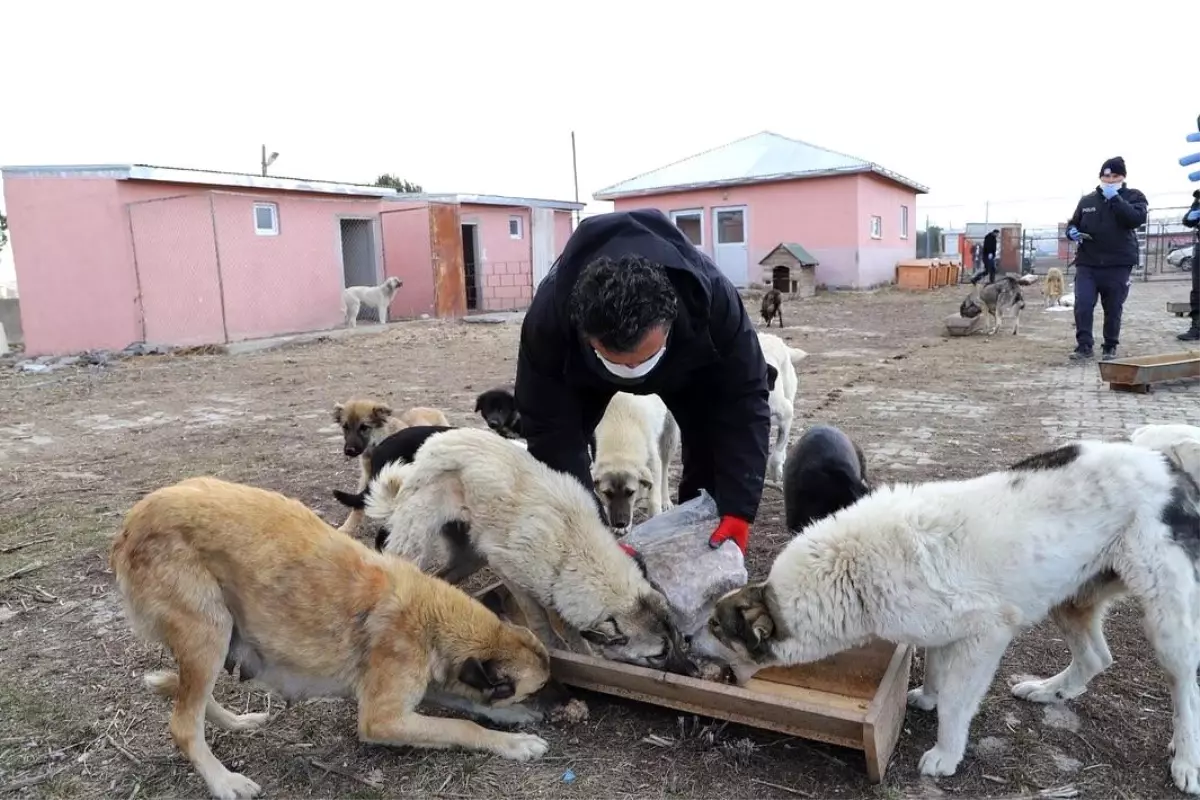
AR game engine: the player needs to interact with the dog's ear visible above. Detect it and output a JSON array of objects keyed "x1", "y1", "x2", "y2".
[
  {"x1": 765, "y1": 364, "x2": 779, "y2": 392},
  {"x1": 581, "y1": 618, "x2": 628, "y2": 648},
  {"x1": 714, "y1": 583, "x2": 776, "y2": 659},
  {"x1": 457, "y1": 657, "x2": 515, "y2": 700},
  {"x1": 370, "y1": 404, "x2": 393, "y2": 424},
  {"x1": 1169, "y1": 440, "x2": 1200, "y2": 485},
  {"x1": 332, "y1": 403, "x2": 345, "y2": 423}
]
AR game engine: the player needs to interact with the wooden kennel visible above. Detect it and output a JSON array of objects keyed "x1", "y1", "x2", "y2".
[{"x1": 476, "y1": 583, "x2": 914, "y2": 782}]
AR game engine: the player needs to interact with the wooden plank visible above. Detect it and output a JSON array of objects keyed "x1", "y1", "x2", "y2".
[
  {"x1": 1168, "y1": 301, "x2": 1192, "y2": 317},
  {"x1": 1099, "y1": 351, "x2": 1200, "y2": 388},
  {"x1": 756, "y1": 638, "x2": 895, "y2": 700},
  {"x1": 862, "y1": 644, "x2": 914, "y2": 782}
]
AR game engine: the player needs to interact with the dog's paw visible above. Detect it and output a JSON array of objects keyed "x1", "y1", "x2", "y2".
[
  {"x1": 205, "y1": 770, "x2": 262, "y2": 800},
  {"x1": 227, "y1": 712, "x2": 270, "y2": 732},
  {"x1": 493, "y1": 732, "x2": 549, "y2": 762},
  {"x1": 907, "y1": 686, "x2": 937, "y2": 711},
  {"x1": 1011, "y1": 677, "x2": 1081, "y2": 704},
  {"x1": 1173, "y1": 753, "x2": 1200, "y2": 795},
  {"x1": 918, "y1": 745, "x2": 962, "y2": 778}
]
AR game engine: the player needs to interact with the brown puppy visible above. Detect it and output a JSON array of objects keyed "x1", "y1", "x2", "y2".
[
  {"x1": 760, "y1": 288, "x2": 783, "y2": 328},
  {"x1": 334, "y1": 399, "x2": 451, "y2": 535},
  {"x1": 111, "y1": 477, "x2": 551, "y2": 800}
]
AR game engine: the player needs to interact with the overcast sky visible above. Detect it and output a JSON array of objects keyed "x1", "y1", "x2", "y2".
[{"x1": 2, "y1": 0, "x2": 1197, "y2": 286}]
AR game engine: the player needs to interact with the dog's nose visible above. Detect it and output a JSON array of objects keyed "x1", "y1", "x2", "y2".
[{"x1": 344, "y1": 447, "x2": 358, "y2": 457}]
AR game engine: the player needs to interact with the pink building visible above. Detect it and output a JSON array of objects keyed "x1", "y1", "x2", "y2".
[
  {"x1": 0, "y1": 164, "x2": 581, "y2": 356},
  {"x1": 593, "y1": 131, "x2": 928, "y2": 289}
]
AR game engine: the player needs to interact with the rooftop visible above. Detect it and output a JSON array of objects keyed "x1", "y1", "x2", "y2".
[
  {"x1": 0, "y1": 163, "x2": 584, "y2": 211},
  {"x1": 593, "y1": 131, "x2": 928, "y2": 201}
]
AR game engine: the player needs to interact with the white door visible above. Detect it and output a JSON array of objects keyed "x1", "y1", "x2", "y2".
[
  {"x1": 531, "y1": 208, "x2": 555, "y2": 290},
  {"x1": 712, "y1": 206, "x2": 749, "y2": 286}
]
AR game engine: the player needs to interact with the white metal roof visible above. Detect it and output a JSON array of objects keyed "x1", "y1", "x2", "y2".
[
  {"x1": 593, "y1": 131, "x2": 929, "y2": 200},
  {"x1": 0, "y1": 163, "x2": 584, "y2": 209}
]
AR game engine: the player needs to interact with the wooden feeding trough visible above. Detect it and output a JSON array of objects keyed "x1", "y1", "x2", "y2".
[
  {"x1": 476, "y1": 583, "x2": 914, "y2": 782},
  {"x1": 1168, "y1": 301, "x2": 1194, "y2": 318},
  {"x1": 1098, "y1": 350, "x2": 1200, "y2": 393}
]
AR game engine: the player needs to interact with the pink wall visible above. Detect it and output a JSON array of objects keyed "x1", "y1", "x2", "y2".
[
  {"x1": 612, "y1": 175, "x2": 920, "y2": 289},
  {"x1": 380, "y1": 203, "x2": 436, "y2": 318},
  {"x1": 2, "y1": 176, "x2": 142, "y2": 356},
  {"x1": 855, "y1": 174, "x2": 918, "y2": 287},
  {"x1": 460, "y1": 204, "x2": 533, "y2": 311}
]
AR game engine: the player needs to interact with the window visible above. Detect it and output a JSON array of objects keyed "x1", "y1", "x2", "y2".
[
  {"x1": 253, "y1": 202, "x2": 279, "y2": 236},
  {"x1": 508, "y1": 215, "x2": 523, "y2": 239},
  {"x1": 869, "y1": 215, "x2": 882, "y2": 239},
  {"x1": 900, "y1": 205, "x2": 909, "y2": 239},
  {"x1": 670, "y1": 210, "x2": 703, "y2": 246}
]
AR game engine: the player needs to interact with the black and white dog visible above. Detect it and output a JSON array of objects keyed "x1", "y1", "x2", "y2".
[{"x1": 782, "y1": 424, "x2": 870, "y2": 533}]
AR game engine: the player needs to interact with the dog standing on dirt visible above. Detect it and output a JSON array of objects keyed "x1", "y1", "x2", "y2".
[
  {"x1": 591, "y1": 393, "x2": 679, "y2": 530},
  {"x1": 1043, "y1": 267, "x2": 1065, "y2": 307},
  {"x1": 111, "y1": 477, "x2": 553, "y2": 800},
  {"x1": 760, "y1": 288, "x2": 784, "y2": 328},
  {"x1": 781, "y1": 424, "x2": 870, "y2": 532},
  {"x1": 967, "y1": 274, "x2": 1032, "y2": 336},
  {"x1": 343, "y1": 276, "x2": 403, "y2": 327},
  {"x1": 757, "y1": 332, "x2": 807, "y2": 482},
  {"x1": 334, "y1": 400, "x2": 451, "y2": 536},
  {"x1": 364, "y1": 427, "x2": 697, "y2": 676},
  {"x1": 696, "y1": 440, "x2": 1200, "y2": 794}
]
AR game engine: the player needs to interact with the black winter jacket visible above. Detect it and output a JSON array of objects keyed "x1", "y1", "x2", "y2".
[
  {"x1": 1066, "y1": 185, "x2": 1149, "y2": 268},
  {"x1": 981, "y1": 231, "x2": 998, "y2": 259},
  {"x1": 514, "y1": 209, "x2": 771, "y2": 523}
]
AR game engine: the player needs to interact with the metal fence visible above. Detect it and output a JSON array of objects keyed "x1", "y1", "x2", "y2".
[{"x1": 917, "y1": 204, "x2": 1197, "y2": 284}]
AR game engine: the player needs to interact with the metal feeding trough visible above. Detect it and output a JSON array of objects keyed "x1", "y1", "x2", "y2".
[{"x1": 1098, "y1": 350, "x2": 1200, "y2": 393}]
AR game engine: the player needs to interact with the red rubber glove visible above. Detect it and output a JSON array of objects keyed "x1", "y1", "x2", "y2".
[{"x1": 708, "y1": 516, "x2": 750, "y2": 554}]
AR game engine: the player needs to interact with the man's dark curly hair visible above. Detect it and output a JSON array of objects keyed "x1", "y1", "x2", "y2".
[{"x1": 568, "y1": 255, "x2": 678, "y2": 354}]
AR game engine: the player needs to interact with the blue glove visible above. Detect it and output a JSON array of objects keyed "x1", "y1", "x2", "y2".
[
  {"x1": 1188, "y1": 209, "x2": 1200, "y2": 222},
  {"x1": 1067, "y1": 225, "x2": 1083, "y2": 242},
  {"x1": 1181, "y1": 132, "x2": 1200, "y2": 182},
  {"x1": 1100, "y1": 182, "x2": 1119, "y2": 200}
]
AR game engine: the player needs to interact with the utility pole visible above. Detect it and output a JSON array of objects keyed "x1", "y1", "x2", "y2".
[
  {"x1": 570, "y1": 131, "x2": 580, "y2": 228},
  {"x1": 260, "y1": 145, "x2": 279, "y2": 176},
  {"x1": 984, "y1": 200, "x2": 990, "y2": 224}
]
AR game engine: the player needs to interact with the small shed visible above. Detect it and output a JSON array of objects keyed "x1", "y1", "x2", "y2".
[{"x1": 759, "y1": 243, "x2": 819, "y2": 298}]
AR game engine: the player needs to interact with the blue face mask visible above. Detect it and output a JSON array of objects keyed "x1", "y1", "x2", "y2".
[{"x1": 1100, "y1": 181, "x2": 1121, "y2": 198}]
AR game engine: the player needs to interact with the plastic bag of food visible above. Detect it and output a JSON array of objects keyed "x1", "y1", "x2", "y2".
[{"x1": 618, "y1": 490, "x2": 748, "y2": 637}]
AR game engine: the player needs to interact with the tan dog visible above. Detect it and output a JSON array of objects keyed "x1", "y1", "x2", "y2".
[
  {"x1": 334, "y1": 399, "x2": 451, "y2": 535},
  {"x1": 111, "y1": 477, "x2": 551, "y2": 800},
  {"x1": 1043, "y1": 267, "x2": 1065, "y2": 307}
]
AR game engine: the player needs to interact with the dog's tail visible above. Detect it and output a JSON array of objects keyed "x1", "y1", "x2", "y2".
[
  {"x1": 363, "y1": 460, "x2": 413, "y2": 522},
  {"x1": 333, "y1": 488, "x2": 366, "y2": 509},
  {"x1": 786, "y1": 346, "x2": 808, "y2": 365}
]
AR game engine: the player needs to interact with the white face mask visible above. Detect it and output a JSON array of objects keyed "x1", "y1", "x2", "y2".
[{"x1": 595, "y1": 336, "x2": 668, "y2": 380}]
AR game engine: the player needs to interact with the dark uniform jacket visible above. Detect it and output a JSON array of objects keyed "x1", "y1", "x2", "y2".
[
  {"x1": 1067, "y1": 185, "x2": 1150, "y2": 268},
  {"x1": 514, "y1": 209, "x2": 770, "y2": 523}
]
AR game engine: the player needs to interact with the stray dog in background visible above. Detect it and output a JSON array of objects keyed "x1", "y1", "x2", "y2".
[
  {"x1": 365, "y1": 428, "x2": 697, "y2": 677},
  {"x1": 965, "y1": 275, "x2": 1031, "y2": 336},
  {"x1": 475, "y1": 388, "x2": 524, "y2": 439},
  {"x1": 591, "y1": 393, "x2": 679, "y2": 530},
  {"x1": 1043, "y1": 267, "x2": 1065, "y2": 307},
  {"x1": 333, "y1": 400, "x2": 451, "y2": 535},
  {"x1": 782, "y1": 424, "x2": 870, "y2": 532},
  {"x1": 697, "y1": 440, "x2": 1200, "y2": 792},
  {"x1": 760, "y1": 288, "x2": 784, "y2": 328},
  {"x1": 475, "y1": 386, "x2": 595, "y2": 458},
  {"x1": 111, "y1": 477, "x2": 553, "y2": 799},
  {"x1": 757, "y1": 332, "x2": 808, "y2": 482},
  {"x1": 343, "y1": 276, "x2": 403, "y2": 328}
]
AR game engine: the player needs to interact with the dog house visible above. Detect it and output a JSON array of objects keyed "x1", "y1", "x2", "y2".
[{"x1": 759, "y1": 243, "x2": 819, "y2": 298}]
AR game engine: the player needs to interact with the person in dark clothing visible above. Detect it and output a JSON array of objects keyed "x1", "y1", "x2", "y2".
[
  {"x1": 1064, "y1": 157, "x2": 1149, "y2": 361},
  {"x1": 1178, "y1": 190, "x2": 1200, "y2": 342},
  {"x1": 514, "y1": 209, "x2": 771, "y2": 555},
  {"x1": 970, "y1": 229, "x2": 1000, "y2": 285}
]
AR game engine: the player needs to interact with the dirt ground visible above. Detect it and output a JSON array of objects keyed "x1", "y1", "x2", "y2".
[{"x1": 1, "y1": 281, "x2": 1195, "y2": 799}]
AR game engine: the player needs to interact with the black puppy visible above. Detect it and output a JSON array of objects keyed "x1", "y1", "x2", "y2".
[
  {"x1": 782, "y1": 424, "x2": 871, "y2": 533},
  {"x1": 332, "y1": 425, "x2": 455, "y2": 550},
  {"x1": 474, "y1": 388, "x2": 524, "y2": 439}
]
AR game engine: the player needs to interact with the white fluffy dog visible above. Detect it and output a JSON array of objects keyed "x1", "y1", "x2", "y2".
[
  {"x1": 343, "y1": 276, "x2": 403, "y2": 327},
  {"x1": 1132, "y1": 424, "x2": 1200, "y2": 484},
  {"x1": 700, "y1": 440, "x2": 1200, "y2": 793},
  {"x1": 591, "y1": 393, "x2": 680, "y2": 530},
  {"x1": 756, "y1": 332, "x2": 807, "y2": 482}
]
